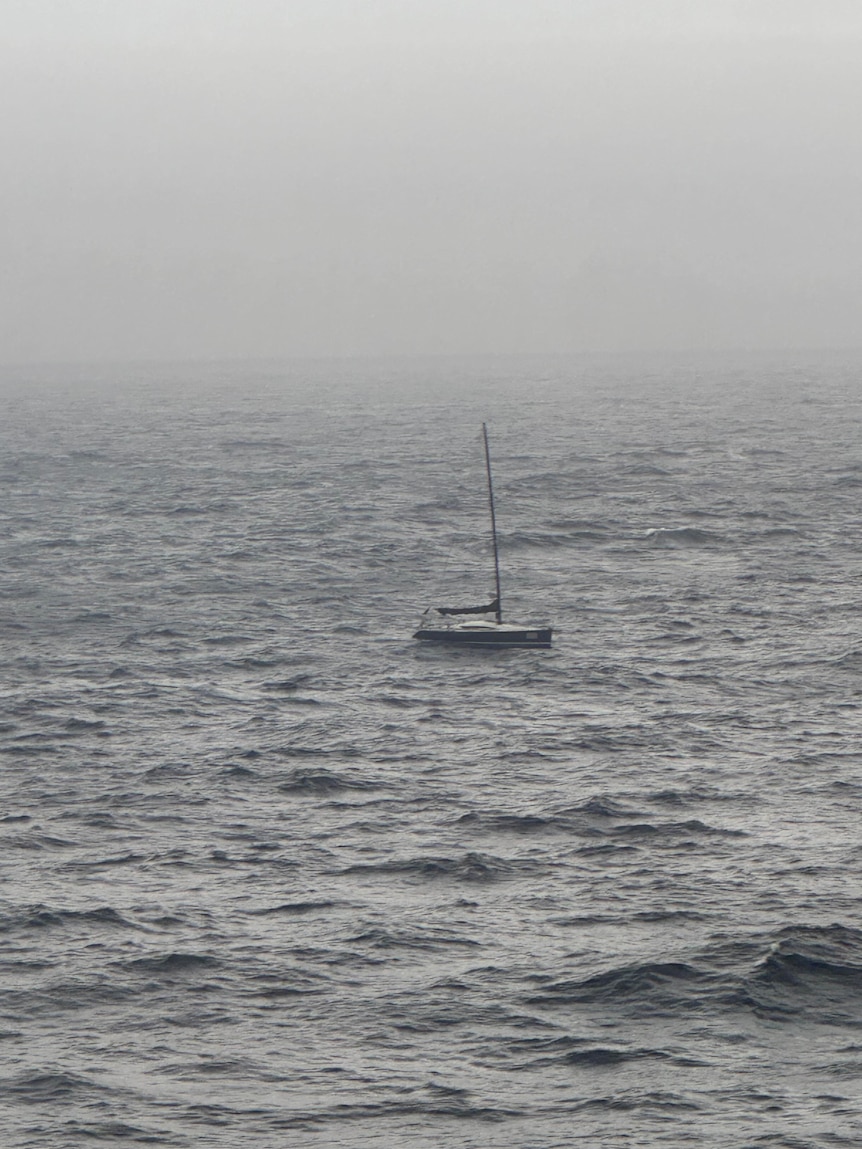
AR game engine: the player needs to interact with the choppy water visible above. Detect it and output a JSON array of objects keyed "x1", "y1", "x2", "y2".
[{"x1": 3, "y1": 353, "x2": 862, "y2": 1147}]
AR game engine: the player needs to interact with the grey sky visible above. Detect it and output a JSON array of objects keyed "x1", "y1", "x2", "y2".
[{"x1": 2, "y1": 1, "x2": 861, "y2": 362}]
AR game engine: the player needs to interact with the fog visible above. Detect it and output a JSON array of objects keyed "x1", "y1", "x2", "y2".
[{"x1": 2, "y1": 1, "x2": 861, "y2": 362}]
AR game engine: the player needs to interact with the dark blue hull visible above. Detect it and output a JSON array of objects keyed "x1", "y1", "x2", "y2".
[{"x1": 414, "y1": 626, "x2": 552, "y2": 648}]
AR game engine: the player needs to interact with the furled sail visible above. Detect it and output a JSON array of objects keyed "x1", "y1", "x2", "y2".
[{"x1": 435, "y1": 598, "x2": 500, "y2": 617}]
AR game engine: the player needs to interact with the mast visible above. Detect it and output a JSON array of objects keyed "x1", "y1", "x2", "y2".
[{"x1": 482, "y1": 423, "x2": 503, "y2": 624}]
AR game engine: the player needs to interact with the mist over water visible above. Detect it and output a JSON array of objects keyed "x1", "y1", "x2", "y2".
[{"x1": 3, "y1": 353, "x2": 862, "y2": 1147}]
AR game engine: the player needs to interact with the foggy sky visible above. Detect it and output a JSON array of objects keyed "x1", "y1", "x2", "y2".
[{"x1": 2, "y1": 1, "x2": 861, "y2": 363}]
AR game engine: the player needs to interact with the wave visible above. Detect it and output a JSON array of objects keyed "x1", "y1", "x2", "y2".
[
  {"x1": 740, "y1": 924, "x2": 862, "y2": 1021},
  {"x1": 4, "y1": 978, "x2": 136, "y2": 1016},
  {"x1": 119, "y1": 952, "x2": 220, "y2": 975},
  {"x1": 609, "y1": 819, "x2": 746, "y2": 841},
  {"x1": 456, "y1": 811, "x2": 556, "y2": 834},
  {"x1": 757, "y1": 526, "x2": 801, "y2": 538},
  {"x1": 455, "y1": 800, "x2": 741, "y2": 844},
  {"x1": 264, "y1": 688, "x2": 321, "y2": 704},
  {"x1": 545, "y1": 517, "x2": 611, "y2": 536},
  {"x1": 62, "y1": 853, "x2": 148, "y2": 870},
  {"x1": 257, "y1": 674, "x2": 313, "y2": 690},
  {"x1": 228, "y1": 655, "x2": 298, "y2": 669},
  {"x1": 645, "y1": 787, "x2": 743, "y2": 806},
  {"x1": 48, "y1": 1120, "x2": 172, "y2": 1143},
  {"x1": 220, "y1": 764, "x2": 258, "y2": 779},
  {"x1": 527, "y1": 924, "x2": 862, "y2": 1023},
  {"x1": 0, "y1": 832, "x2": 78, "y2": 850},
  {"x1": 257, "y1": 1098, "x2": 524, "y2": 1128},
  {"x1": 501, "y1": 529, "x2": 597, "y2": 550},
  {"x1": 274, "y1": 744, "x2": 364, "y2": 760},
  {"x1": 0, "y1": 742, "x2": 62, "y2": 757},
  {"x1": 527, "y1": 961, "x2": 709, "y2": 1012},
  {"x1": 348, "y1": 927, "x2": 481, "y2": 950},
  {"x1": 40, "y1": 536, "x2": 81, "y2": 549},
  {"x1": 209, "y1": 847, "x2": 298, "y2": 869},
  {"x1": 340, "y1": 851, "x2": 535, "y2": 883},
  {"x1": 220, "y1": 437, "x2": 292, "y2": 451},
  {"x1": 644, "y1": 526, "x2": 722, "y2": 547},
  {"x1": 277, "y1": 769, "x2": 381, "y2": 795},
  {"x1": 248, "y1": 900, "x2": 340, "y2": 916},
  {"x1": 2, "y1": 1070, "x2": 115, "y2": 1102},
  {"x1": 622, "y1": 462, "x2": 674, "y2": 476},
  {"x1": 519, "y1": 1039, "x2": 698, "y2": 1070},
  {"x1": 831, "y1": 649, "x2": 862, "y2": 673},
  {"x1": 0, "y1": 904, "x2": 136, "y2": 933},
  {"x1": 62, "y1": 717, "x2": 107, "y2": 734}
]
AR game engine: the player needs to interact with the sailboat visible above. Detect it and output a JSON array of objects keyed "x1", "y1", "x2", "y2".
[{"x1": 413, "y1": 424, "x2": 553, "y2": 647}]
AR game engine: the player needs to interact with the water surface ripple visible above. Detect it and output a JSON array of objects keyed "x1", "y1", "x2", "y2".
[{"x1": 2, "y1": 354, "x2": 862, "y2": 1147}]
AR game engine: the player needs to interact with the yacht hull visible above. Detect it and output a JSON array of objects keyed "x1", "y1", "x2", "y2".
[{"x1": 414, "y1": 625, "x2": 552, "y2": 648}]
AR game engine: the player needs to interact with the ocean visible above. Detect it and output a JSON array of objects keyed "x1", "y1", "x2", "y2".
[{"x1": 2, "y1": 352, "x2": 862, "y2": 1147}]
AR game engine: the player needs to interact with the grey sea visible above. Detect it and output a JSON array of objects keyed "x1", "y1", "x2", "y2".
[{"x1": 3, "y1": 352, "x2": 862, "y2": 1148}]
